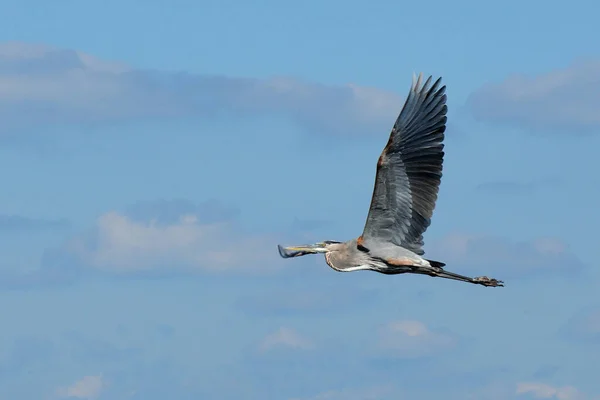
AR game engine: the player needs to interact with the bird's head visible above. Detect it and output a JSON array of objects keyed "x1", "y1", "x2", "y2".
[{"x1": 277, "y1": 240, "x2": 342, "y2": 258}]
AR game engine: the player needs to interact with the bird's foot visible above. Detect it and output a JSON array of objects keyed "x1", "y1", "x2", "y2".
[{"x1": 473, "y1": 276, "x2": 504, "y2": 287}]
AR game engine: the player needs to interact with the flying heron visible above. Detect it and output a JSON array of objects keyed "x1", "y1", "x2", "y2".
[{"x1": 277, "y1": 74, "x2": 503, "y2": 287}]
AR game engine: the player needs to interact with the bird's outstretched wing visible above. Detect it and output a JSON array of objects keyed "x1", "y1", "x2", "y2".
[{"x1": 360, "y1": 74, "x2": 447, "y2": 255}]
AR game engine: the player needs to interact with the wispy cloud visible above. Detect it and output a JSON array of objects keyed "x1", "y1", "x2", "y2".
[
  {"x1": 123, "y1": 198, "x2": 239, "y2": 225},
  {"x1": 0, "y1": 41, "x2": 402, "y2": 137},
  {"x1": 56, "y1": 375, "x2": 104, "y2": 399},
  {"x1": 375, "y1": 320, "x2": 457, "y2": 359},
  {"x1": 467, "y1": 60, "x2": 600, "y2": 134},
  {"x1": 426, "y1": 233, "x2": 583, "y2": 279},
  {"x1": 259, "y1": 327, "x2": 314, "y2": 352},
  {"x1": 516, "y1": 382, "x2": 585, "y2": 400}
]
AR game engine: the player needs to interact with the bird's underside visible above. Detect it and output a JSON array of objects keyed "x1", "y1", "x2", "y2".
[
  {"x1": 276, "y1": 73, "x2": 504, "y2": 289},
  {"x1": 373, "y1": 255, "x2": 504, "y2": 287}
]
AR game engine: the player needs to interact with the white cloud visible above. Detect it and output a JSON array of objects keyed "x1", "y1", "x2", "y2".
[
  {"x1": 0, "y1": 41, "x2": 402, "y2": 136},
  {"x1": 426, "y1": 233, "x2": 583, "y2": 278},
  {"x1": 376, "y1": 320, "x2": 456, "y2": 358},
  {"x1": 60, "y1": 210, "x2": 278, "y2": 274},
  {"x1": 516, "y1": 382, "x2": 585, "y2": 400},
  {"x1": 259, "y1": 327, "x2": 314, "y2": 352},
  {"x1": 56, "y1": 375, "x2": 104, "y2": 399},
  {"x1": 467, "y1": 60, "x2": 600, "y2": 133}
]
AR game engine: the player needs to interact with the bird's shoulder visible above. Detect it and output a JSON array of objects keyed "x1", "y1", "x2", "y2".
[{"x1": 357, "y1": 236, "x2": 418, "y2": 259}]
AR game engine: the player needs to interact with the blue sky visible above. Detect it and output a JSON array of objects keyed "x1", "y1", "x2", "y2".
[{"x1": 0, "y1": 0, "x2": 599, "y2": 398}]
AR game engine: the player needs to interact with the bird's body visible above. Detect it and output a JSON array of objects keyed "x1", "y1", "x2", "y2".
[
  {"x1": 277, "y1": 74, "x2": 503, "y2": 287},
  {"x1": 320, "y1": 239, "x2": 426, "y2": 273}
]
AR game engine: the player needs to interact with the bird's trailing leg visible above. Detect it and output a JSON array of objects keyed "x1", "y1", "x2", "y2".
[{"x1": 411, "y1": 265, "x2": 504, "y2": 287}]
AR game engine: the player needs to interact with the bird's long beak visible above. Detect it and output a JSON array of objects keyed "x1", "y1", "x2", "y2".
[{"x1": 277, "y1": 243, "x2": 327, "y2": 258}]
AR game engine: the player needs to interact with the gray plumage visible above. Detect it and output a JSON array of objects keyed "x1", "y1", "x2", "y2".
[{"x1": 277, "y1": 74, "x2": 503, "y2": 287}]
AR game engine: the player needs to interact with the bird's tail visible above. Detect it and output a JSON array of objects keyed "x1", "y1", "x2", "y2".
[{"x1": 427, "y1": 259, "x2": 446, "y2": 268}]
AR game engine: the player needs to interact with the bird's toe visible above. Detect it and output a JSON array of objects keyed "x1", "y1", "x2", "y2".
[{"x1": 473, "y1": 276, "x2": 504, "y2": 287}]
